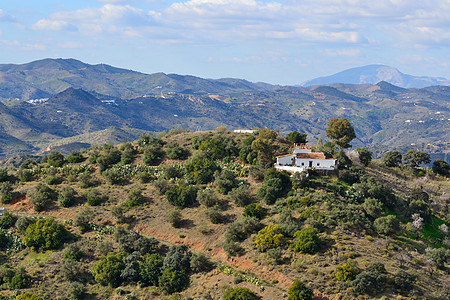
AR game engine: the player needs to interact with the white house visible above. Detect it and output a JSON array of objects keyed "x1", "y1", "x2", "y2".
[{"x1": 274, "y1": 145, "x2": 337, "y2": 173}]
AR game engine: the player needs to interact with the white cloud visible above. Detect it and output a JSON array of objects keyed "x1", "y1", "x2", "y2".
[
  {"x1": 321, "y1": 49, "x2": 361, "y2": 57},
  {"x1": 0, "y1": 9, "x2": 18, "y2": 22},
  {"x1": 32, "y1": 19, "x2": 75, "y2": 31}
]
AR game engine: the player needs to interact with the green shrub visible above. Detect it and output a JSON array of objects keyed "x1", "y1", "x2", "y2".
[
  {"x1": 15, "y1": 293, "x2": 42, "y2": 300},
  {"x1": 356, "y1": 147, "x2": 372, "y2": 166},
  {"x1": 139, "y1": 253, "x2": 163, "y2": 286},
  {"x1": 61, "y1": 259, "x2": 81, "y2": 281},
  {"x1": 45, "y1": 175, "x2": 62, "y2": 185},
  {"x1": 190, "y1": 252, "x2": 213, "y2": 273},
  {"x1": 243, "y1": 203, "x2": 266, "y2": 219},
  {"x1": 86, "y1": 188, "x2": 104, "y2": 206},
  {"x1": 255, "y1": 224, "x2": 285, "y2": 252},
  {"x1": 197, "y1": 188, "x2": 221, "y2": 208},
  {"x1": 0, "y1": 211, "x2": 16, "y2": 229},
  {"x1": 383, "y1": 151, "x2": 402, "y2": 167},
  {"x1": 158, "y1": 268, "x2": 190, "y2": 295},
  {"x1": 10, "y1": 267, "x2": 30, "y2": 289},
  {"x1": 18, "y1": 169, "x2": 33, "y2": 182},
  {"x1": 102, "y1": 168, "x2": 124, "y2": 185},
  {"x1": 335, "y1": 260, "x2": 360, "y2": 282},
  {"x1": 426, "y1": 247, "x2": 450, "y2": 269},
  {"x1": 24, "y1": 217, "x2": 69, "y2": 251},
  {"x1": 288, "y1": 279, "x2": 313, "y2": 300},
  {"x1": 165, "y1": 184, "x2": 197, "y2": 208},
  {"x1": 68, "y1": 281, "x2": 86, "y2": 300},
  {"x1": 31, "y1": 183, "x2": 56, "y2": 212},
  {"x1": 0, "y1": 168, "x2": 8, "y2": 182},
  {"x1": 293, "y1": 228, "x2": 321, "y2": 254},
  {"x1": 223, "y1": 240, "x2": 245, "y2": 257},
  {"x1": 163, "y1": 245, "x2": 192, "y2": 273},
  {"x1": 64, "y1": 243, "x2": 83, "y2": 261},
  {"x1": 92, "y1": 251, "x2": 126, "y2": 287},
  {"x1": 206, "y1": 208, "x2": 224, "y2": 224},
  {"x1": 432, "y1": 159, "x2": 450, "y2": 176},
  {"x1": 223, "y1": 287, "x2": 259, "y2": 300},
  {"x1": 142, "y1": 145, "x2": 164, "y2": 166},
  {"x1": 66, "y1": 151, "x2": 84, "y2": 164},
  {"x1": 286, "y1": 131, "x2": 307, "y2": 144},
  {"x1": 373, "y1": 215, "x2": 399, "y2": 235},
  {"x1": 225, "y1": 218, "x2": 262, "y2": 242},
  {"x1": 214, "y1": 169, "x2": 237, "y2": 194},
  {"x1": 166, "y1": 146, "x2": 190, "y2": 160},
  {"x1": 229, "y1": 185, "x2": 254, "y2": 207},
  {"x1": 15, "y1": 216, "x2": 36, "y2": 233},
  {"x1": 75, "y1": 207, "x2": 94, "y2": 233},
  {"x1": 58, "y1": 185, "x2": 77, "y2": 207},
  {"x1": 184, "y1": 152, "x2": 218, "y2": 184},
  {"x1": 393, "y1": 270, "x2": 416, "y2": 294},
  {"x1": 167, "y1": 209, "x2": 182, "y2": 228},
  {"x1": 125, "y1": 187, "x2": 145, "y2": 208},
  {"x1": 351, "y1": 270, "x2": 387, "y2": 296},
  {"x1": 0, "y1": 182, "x2": 15, "y2": 204},
  {"x1": 362, "y1": 197, "x2": 384, "y2": 219}
]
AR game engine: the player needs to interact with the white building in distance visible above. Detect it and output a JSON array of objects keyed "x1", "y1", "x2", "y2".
[{"x1": 275, "y1": 145, "x2": 337, "y2": 173}]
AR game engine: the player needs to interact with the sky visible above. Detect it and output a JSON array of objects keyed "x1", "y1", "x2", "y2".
[{"x1": 1, "y1": 0, "x2": 450, "y2": 85}]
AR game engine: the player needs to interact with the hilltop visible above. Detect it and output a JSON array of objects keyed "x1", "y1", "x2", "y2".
[
  {"x1": 301, "y1": 65, "x2": 450, "y2": 88},
  {"x1": 0, "y1": 129, "x2": 448, "y2": 299}
]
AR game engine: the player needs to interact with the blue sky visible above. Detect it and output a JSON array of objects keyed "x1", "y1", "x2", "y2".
[{"x1": 1, "y1": 0, "x2": 450, "y2": 85}]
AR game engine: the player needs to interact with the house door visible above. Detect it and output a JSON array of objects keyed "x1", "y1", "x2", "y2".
[{"x1": 309, "y1": 161, "x2": 313, "y2": 168}]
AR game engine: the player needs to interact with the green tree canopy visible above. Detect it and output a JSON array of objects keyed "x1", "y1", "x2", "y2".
[
  {"x1": 326, "y1": 118, "x2": 356, "y2": 149},
  {"x1": 286, "y1": 131, "x2": 307, "y2": 144},
  {"x1": 403, "y1": 150, "x2": 431, "y2": 168},
  {"x1": 383, "y1": 151, "x2": 402, "y2": 167}
]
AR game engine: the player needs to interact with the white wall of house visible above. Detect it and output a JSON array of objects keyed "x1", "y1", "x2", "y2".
[
  {"x1": 295, "y1": 158, "x2": 336, "y2": 169},
  {"x1": 277, "y1": 155, "x2": 296, "y2": 166}
]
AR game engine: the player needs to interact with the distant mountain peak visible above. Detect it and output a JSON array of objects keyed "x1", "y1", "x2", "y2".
[{"x1": 301, "y1": 65, "x2": 450, "y2": 88}]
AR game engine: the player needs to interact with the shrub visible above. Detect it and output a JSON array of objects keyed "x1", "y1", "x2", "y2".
[
  {"x1": 432, "y1": 159, "x2": 450, "y2": 176},
  {"x1": 0, "y1": 168, "x2": 8, "y2": 182},
  {"x1": 223, "y1": 287, "x2": 259, "y2": 300},
  {"x1": 383, "y1": 151, "x2": 402, "y2": 167},
  {"x1": 167, "y1": 209, "x2": 182, "y2": 228},
  {"x1": 215, "y1": 169, "x2": 237, "y2": 194},
  {"x1": 162, "y1": 245, "x2": 192, "y2": 273},
  {"x1": 278, "y1": 211, "x2": 300, "y2": 237},
  {"x1": 15, "y1": 293, "x2": 42, "y2": 300},
  {"x1": 393, "y1": 270, "x2": 416, "y2": 293},
  {"x1": 292, "y1": 171, "x2": 309, "y2": 189},
  {"x1": 166, "y1": 146, "x2": 190, "y2": 160},
  {"x1": 120, "y1": 143, "x2": 136, "y2": 164},
  {"x1": 15, "y1": 216, "x2": 36, "y2": 233},
  {"x1": 158, "y1": 268, "x2": 190, "y2": 295},
  {"x1": 373, "y1": 215, "x2": 399, "y2": 235},
  {"x1": 356, "y1": 147, "x2": 372, "y2": 166},
  {"x1": 86, "y1": 188, "x2": 104, "y2": 206},
  {"x1": 112, "y1": 205, "x2": 126, "y2": 224},
  {"x1": 10, "y1": 267, "x2": 30, "y2": 289},
  {"x1": 78, "y1": 172, "x2": 94, "y2": 188},
  {"x1": 286, "y1": 131, "x2": 307, "y2": 144},
  {"x1": 46, "y1": 151, "x2": 66, "y2": 167},
  {"x1": 426, "y1": 247, "x2": 450, "y2": 269},
  {"x1": 255, "y1": 224, "x2": 285, "y2": 252},
  {"x1": 66, "y1": 151, "x2": 84, "y2": 164},
  {"x1": 223, "y1": 240, "x2": 245, "y2": 257},
  {"x1": 102, "y1": 168, "x2": 124, "y2": 185},
  {"x1": 351, "y1": 271, "x2": 387, "y2": 296},
  {"x1": 58, "y1": 185, "x2": 77, "y2": 207},
  {"x1": 206, "y1": 208, "x2": 224, "y2": 224},
  {"x1": 257, "y1": 178, "x2": 285, "y2": 205},
  {"x1": 293, "y1": 228, "x2": 321, "y2": 254},
  {"x1": 226, "y1": 218, "x2": 262, "y2": 242},
  {"x1": 61, "y1": 259, "x2": 81, "y2": 281},
  {"x1": 18, "y1": 169, "x2": 33, "y2": 182},
  {"x1": 0, "y1": 182, "x2": 15, "y2": 204},
  {"x1": 362, "y1": 197, "x2": 384, "y2": 219},
  {"x1": 74, "y1": 207, "x2": 94, "y2": 233},
  {"x1": 190, "y1": 252, "x2": 213, "y2": 273},
  {"x1": 64, "y1": 243, "x2": 83, "y2": 261},
  {"x1": 184, "y1": 152, "x2": 218, "y2": 184},
  {"x1": 0, "y1": 211, "x2": 16, "y2": 229},
  {"x1": 120, "y1": 251, "x2": 141, "y2": 282},
  {"x1": 45, "y1": 175, "x2": 62, "y2": 185},
  {"x1": 165, "y1": 184, "x2": 197, "y2": 208},
  {"x1": 92, "y1": 251, "x2": 126, "y2": 287},
  {"x1": 31, "y1": 183, "x2": 56, "y2": 212},
  {"x1": 153, "y1": 178, "x2": 172, "y2": 195},
  {"x1": 68, "y1": 281, "x2": 86, "y2": 300},
  {"x1": 335, "y1": 260, "x2": 360, "y2": 282},
  {"x1": 139, "y1": 253, "x2": 163, "y2": 286},
  {"x1": 288, "y1": 279, "x2": 313, "y2": 300},
  {"x1": 229, "y1": 185, "x2": 254, "y2": 207},
  {"x1": 24, "y1": 217, "x2": 69, "y2": 251},
  {"x1": 142, "y1": 145, "x2": 164, "y2": 166},
  {"x1": 197, "y1": 188, "x2": 221, "y2": 208},
  {"x1": 243, "y1": 203, "x2": 266, "y2": 219},
  {"x1": 125, "y1": 187, "x2": 145, "y2": 208},
  {"x1": 403, "y1": 150, "x2": 431, "y2": 168}
]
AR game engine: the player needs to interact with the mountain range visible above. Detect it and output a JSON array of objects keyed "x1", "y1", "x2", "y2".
[
  {"x1": 301, "y1": 64, "x2": 450, "y2": 88},
  {"x1": 0, "y1": 59, "x2": 448, "y2": 162}
]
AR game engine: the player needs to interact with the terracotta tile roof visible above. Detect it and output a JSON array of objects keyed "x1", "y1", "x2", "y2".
[
  {"x1": 277, "y1": 153, "x2": 295, "y2": 158},
  {"x1": 296, "y1": 152, "x2": 326, "y2": 159}
]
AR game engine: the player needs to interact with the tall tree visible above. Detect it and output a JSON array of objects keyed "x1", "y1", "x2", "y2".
[
  {"x1": 286, "y1": 131, "x2": 307, "y2": 144},
  {"x1": 403, "y1": 150, "x2": 431, "y2": 168},
  {"x1": 326, "y1": 118, "x2": 356, "y2": 149}
]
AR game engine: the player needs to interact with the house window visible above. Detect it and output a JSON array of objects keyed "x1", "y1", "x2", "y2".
[
  {"x1": 317, "y1": 163, "x2": 320, "y2": 166},
  {"x1": 301, "y1": 162, "x2": 304, "y2": 166}
]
